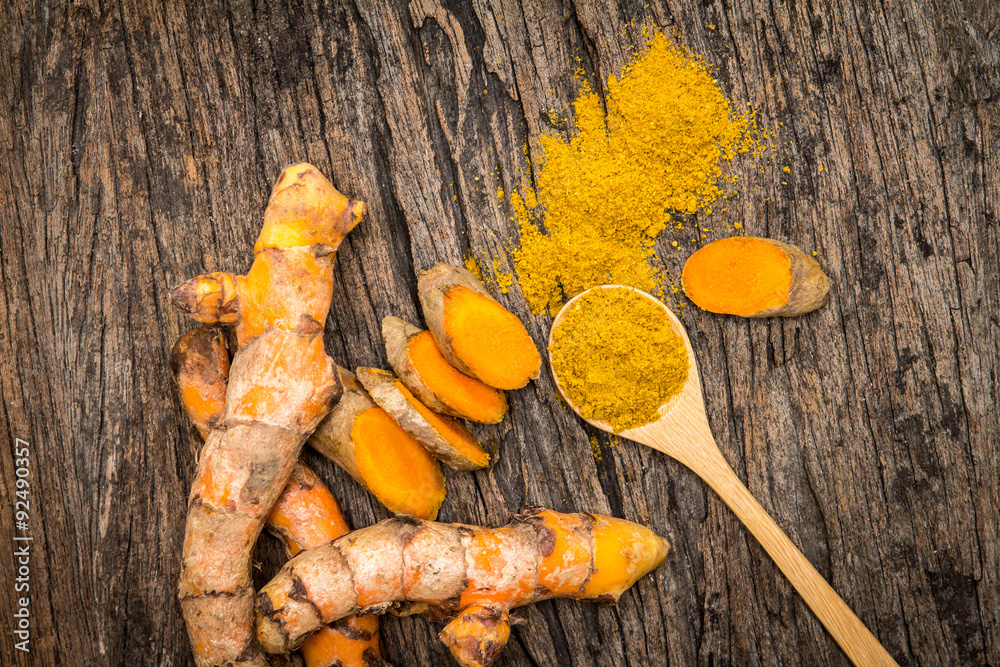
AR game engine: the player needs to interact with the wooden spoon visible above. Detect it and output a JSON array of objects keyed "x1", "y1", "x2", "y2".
[{"x1": 549, "y1": 286, "x2": 898, "y2": 667}]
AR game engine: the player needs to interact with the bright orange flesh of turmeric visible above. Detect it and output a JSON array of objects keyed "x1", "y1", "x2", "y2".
[
  {"x1": 300, "y1": 618, "x2": 380, "y2": 667},
  {"x1": 443, "y1": 287, "x2": 541, "y2": 390},
  {"x1": 408, "y1": 331, "x2": 507, "y2": 423},
  {"x1": 682, "y1": 237, "x2": 792, "y2": 316},
  {"x1": 395, "y1": 381, "x2": 489, "y2": 468},
  {"x1": 352, "y1": 407, "x2": 446, "y2": 520},
  {"x1": 580, "y1": 515, "x2": 670, "y2": 600}
]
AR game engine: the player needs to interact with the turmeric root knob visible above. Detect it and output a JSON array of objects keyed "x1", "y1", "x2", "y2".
[
  {"x1": 681, "y1": 236, "x2": 830, "y2": 317},
  {"x1": 439, "y1": 605, "x2": 511, "y2": 667},
  {"x1": 170, "y1": 164, "x2": 366, "y2": 346},
  {"x1": 170, "y1": 326, "x2": 231, "y2": 439},
  {"x1": 418, "y1": 264, "x2": 541, "y2": 390}
]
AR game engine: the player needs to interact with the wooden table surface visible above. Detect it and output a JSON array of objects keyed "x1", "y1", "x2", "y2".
[{"x1": 2, "y1": 0, "x2": 998, "y2": 665}]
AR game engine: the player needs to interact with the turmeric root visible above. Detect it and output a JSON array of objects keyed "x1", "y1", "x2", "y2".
[
  {"x1": 268, "y1": 464, "x2": 388, "y2": 667},
  {"x1": 418, "y1": 264, "x2": 541, "y2": 390},
  {"x1": 681, "y1": 236, "x2": 830, "y2": 317},
  {"x1": 356, "y1": 367, "x2": 489, "y2": 471},
  {"x1": 170, "y1": 326, "x2": 231, "y2": 440},
  {"x1": 171, "y1": 326, "x2": 388, "y2": 667},
  {"x1": 311, "y1": 369, "x2": 447, "y2": 520},
  {"x1": 172, "y1": 164, "x2": 361, "y2": 666},
  {"x1": 382, "y1": 316, "x2": 507, "y2": 424},
  {"x1": 256, "y1": 508, "x2": 669, "y2": 667},
  {"x1": 171, "y1": 164, "x2": 365, "y2": 346},
  {"x1": 172, "y1": 324, "x2": 446, "y2": 521}
]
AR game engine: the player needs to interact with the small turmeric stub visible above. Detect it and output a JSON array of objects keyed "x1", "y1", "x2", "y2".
[{"x1": 549, "y1": 287, "x2": 688, "y2": 432}]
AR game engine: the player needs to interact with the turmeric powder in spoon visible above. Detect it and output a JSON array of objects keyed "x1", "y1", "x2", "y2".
[{"x1": 548, "y1": 286, "x2": 688, "y2": 431}]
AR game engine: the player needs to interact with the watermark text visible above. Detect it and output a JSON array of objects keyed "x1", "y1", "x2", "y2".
[{"x1": 12, "y1": 438, "x2": 32, "y2": 652}]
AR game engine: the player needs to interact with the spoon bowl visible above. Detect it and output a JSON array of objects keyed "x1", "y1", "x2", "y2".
[
  {"x1": 549, "y1": 285, "x2": 712, "y2": 452},
  {"x1": 549, "y1": 285, "x2": 898, "y2": 667}
]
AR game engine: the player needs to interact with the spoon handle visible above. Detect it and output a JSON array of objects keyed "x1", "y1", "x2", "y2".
[{"x1": 681, "y1": 441, "x2": 898, "y2": 666}]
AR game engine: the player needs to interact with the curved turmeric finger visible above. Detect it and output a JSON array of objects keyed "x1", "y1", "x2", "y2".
[
  {"x1": 172, "y1": 326, "x2": 389, "y2": 667},
  {"x1": 256, "y1": 508, "x2": 669, "y2": 665},
  {"x1": 174, "y1": 167, "x2": 364, "y2": 667}
]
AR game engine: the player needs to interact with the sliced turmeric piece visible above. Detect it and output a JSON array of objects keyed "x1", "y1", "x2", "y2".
[
  {"x1": 311, "y1": 369, "x2": 446, "y2": 520},
  {"x1": 681, "y1": 236, "x2": 830, "y2": 317},
  {"x1": 382, "y1": 316, "x2": 507, "y2": 424},
  {"x1": 256, "y1": 508, "x2": 670, "y2": 665},
  {"x1": 357, "y1": 367, "x2": 489, "y2": 471},
  {"x1": 418, "y1": 264, "x2": 540, "y2": 390}
]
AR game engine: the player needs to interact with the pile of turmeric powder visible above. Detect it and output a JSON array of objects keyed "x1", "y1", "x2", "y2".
[
  {"x1": 510, "y1": 32, "x2": 759, "y2": 315},
  {"x1": 549, "y1": 287, "x2": 688, "y2": 432}
]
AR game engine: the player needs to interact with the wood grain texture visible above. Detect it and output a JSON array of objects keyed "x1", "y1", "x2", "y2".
[{"x1": 1, "y1": 0, "x2": 997, "y2": 665}]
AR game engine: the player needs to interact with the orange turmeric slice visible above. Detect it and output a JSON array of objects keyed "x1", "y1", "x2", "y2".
[
  {"x1": 357, "y1": 367, "x2": 489, "y2": 471},
  {"x1": 311, "y1": 369, "x2": 446, "y2": 520},
  {"x1": 352, "y1": 408, "x2": 447, "y2": 520},
  {"x1": 682, "y1": 236, "x2": 830, "y2": 317},
  {"x1": 418, "y1": 264, "x2": 540, "y2": 390},
  {"x1": 383, "y1": 316, "x2": 507, "y2": 424}
]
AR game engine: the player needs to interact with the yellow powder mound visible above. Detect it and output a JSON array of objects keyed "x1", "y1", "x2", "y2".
[
  {"x1": 549, "y1": 287, "x2": 688, "y2": 432},
  {"x1": 510, "y1": 32, "x2": 760, "y2": 315}
]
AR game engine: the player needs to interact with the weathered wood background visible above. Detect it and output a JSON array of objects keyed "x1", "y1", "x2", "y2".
[{"x1": 1, "y1": 0, "x2": 998, "y2": 665}]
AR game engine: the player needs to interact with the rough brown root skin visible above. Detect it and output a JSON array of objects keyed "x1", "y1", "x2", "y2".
[
  {"x1": 174, "y1": 164, "x2": 362, "y2": 667},
  {"x1": 255, "y1": 509, "x2": 669, "y2": 660},
  {"x1": 310, "y1": 369, "x2": 446, "y2": 520},
  {"x1": 172, "y1": 330, "x2": 386, "y2": 667},
  {"x1": 356, "y1": 367, "x2": 489, "y2": 471},
  {"x1": 382, "y1": 316, "x2": 507, "y2": 424},
  {"x1": 179, "y1": 330, "x2": 339, "y2": 666},
  {"x1": 417, "y1": 264, "x2": 540, "y2": 390},
  {"x1": 171, "y1": 325, "x2": 231, "y2": 440},
  {"x1": 681, "y1": 236, "x2": 830, "y2": 317},
  {"x1": 438, "y1": 605, "x2": 511, "y2": 667}
]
